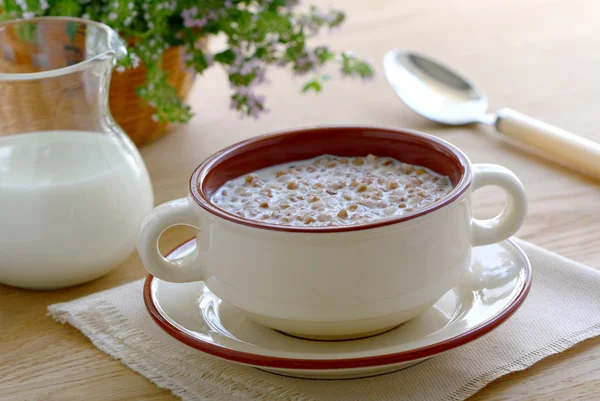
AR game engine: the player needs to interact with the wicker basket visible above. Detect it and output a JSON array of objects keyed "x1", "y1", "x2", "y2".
[{"x1": 109, "y1": 45, "x2": 196, "y2": 146}]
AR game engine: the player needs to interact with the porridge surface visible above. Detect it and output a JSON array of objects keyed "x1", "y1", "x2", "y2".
[{"x1": 210, "y1": 155, "x2": 453, "y2": 227}]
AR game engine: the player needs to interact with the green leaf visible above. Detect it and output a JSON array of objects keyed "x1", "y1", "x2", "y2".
[
  {"x1": 214, "y1": 49, "x2": 236, "y2": 65},
  {"x1": 49, "y1": 0, "x2": 81, "y2": 17},
  {"x1": 302, "y1": 79, "x2": 322, "y2": 93}
]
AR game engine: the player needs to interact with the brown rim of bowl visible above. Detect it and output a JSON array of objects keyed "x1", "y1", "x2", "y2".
[
  {"x1": 189, "y1": 125, "x2": 473, "y2": 233},
  {"x1": 143, "y1": 238, "x2": 532, "y2": 370}
]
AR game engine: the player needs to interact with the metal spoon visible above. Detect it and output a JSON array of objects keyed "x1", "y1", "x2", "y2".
[{"x1": 383, "y1": 49, "x2": 600, "y2": 179}]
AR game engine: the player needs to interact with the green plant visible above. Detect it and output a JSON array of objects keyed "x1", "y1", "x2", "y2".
[{"x1": 1, "y1": 0, "x2": 375, "y2": 122}]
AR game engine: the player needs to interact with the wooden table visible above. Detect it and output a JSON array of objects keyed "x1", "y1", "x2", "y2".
[{"x1": 2, "y1": 0, "x2": 600, "y2": 399}]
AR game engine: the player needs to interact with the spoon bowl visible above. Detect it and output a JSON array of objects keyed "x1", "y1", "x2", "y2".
[{"x1": 383, "y1": 50, "x2": 491, "y2": 125}]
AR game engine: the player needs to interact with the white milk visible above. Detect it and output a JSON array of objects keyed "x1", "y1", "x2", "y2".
[{"x1": 0, "y1": 131, "x2": 153, "y2": 289}]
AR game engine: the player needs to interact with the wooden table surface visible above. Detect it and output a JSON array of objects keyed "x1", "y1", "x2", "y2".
[{"x1": 2, "y1": 0, "x2": 600, "y2": 400}]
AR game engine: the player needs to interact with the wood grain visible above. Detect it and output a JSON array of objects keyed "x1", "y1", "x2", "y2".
[{"x1": 1, "y1": 0, "x2": 600, "y2": 399}]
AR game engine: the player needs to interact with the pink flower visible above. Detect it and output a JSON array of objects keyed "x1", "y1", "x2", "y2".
[
  {"x1": 236, "y1": 86, "x2": 250, "y2": 96},
  {"x1": 231, "y1": 85, "x2": 268, "y2": 119},
  {"x1": 207, "y1": 10, "x2": 218, "y2": 20},
  {"x1": 182, "y1": 10, "x2": 207, "y2": 29}
]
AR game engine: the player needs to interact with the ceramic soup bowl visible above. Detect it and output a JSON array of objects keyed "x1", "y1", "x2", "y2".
[{"x1": 138, "y1": 126, "x2": 527, "y2": 340}]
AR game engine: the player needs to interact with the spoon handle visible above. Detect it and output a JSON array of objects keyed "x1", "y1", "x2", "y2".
[{"x1": 495, "y1": 108, "x2": 600, "y2": 179}]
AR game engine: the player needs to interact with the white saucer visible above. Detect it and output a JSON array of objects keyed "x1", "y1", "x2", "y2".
[{"x1": 144, "y1": 239, "x2": 531, "y2": 379}]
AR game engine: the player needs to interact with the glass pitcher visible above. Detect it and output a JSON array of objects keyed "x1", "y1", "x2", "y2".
[{"x1": 0, "y1": 17, "x2": 154, "y2": 290}]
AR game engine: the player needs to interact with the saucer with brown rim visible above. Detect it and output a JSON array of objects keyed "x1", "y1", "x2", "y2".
[{"x1": 144, "y1": 238, "x2": 531, "y2": 379}]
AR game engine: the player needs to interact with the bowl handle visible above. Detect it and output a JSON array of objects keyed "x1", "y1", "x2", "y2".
[
  {"x1": 137, "y1": 197, "x2": 208, "y2": 282},
  {"x1": 471, "y1": 164, "x2": 528, "y2": 246}
]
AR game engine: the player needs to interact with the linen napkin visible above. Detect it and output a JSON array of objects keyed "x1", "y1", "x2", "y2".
[{"x1": 48, "y1": 239, "x2": 600, "y2": 401}]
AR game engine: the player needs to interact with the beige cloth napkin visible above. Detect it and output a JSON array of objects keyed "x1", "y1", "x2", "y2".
[{"x1": 48, "y1": 239, "x2": 600, "y2": 401}]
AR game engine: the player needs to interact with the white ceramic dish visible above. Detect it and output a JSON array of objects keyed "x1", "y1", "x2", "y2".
[
  {"x1": 144, "y1": 238, "x2": 531, "y2": 379},
  {"x1": 138, "y1": 126, "x2": 527, "y2": 339}
]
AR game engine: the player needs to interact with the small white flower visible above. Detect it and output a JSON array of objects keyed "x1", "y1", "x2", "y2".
[
  {"x1": 130, "y1": 53, "x2": 141, "y2": 68},
  {"x1": 82, "y1": 13, "x2": 90, "y2": 19},
  {"x1": 151, "y1": 114, "x2": 158, "y2": 122},
  {"x1": 108, "y1": 12, "x2": 118, "y2": 21},
  {"x1": 116, "y1": 66, "x2": 126, "y2": 73},
  {"x1": 17, "y1": 0, "x2": 30, "y2": 11},
  {"x1": 128, "y1": 2, "x2": 134, "y2": 10},
  {"x1": 112, "y1": 2, "x2": 119, "y2": 8}
]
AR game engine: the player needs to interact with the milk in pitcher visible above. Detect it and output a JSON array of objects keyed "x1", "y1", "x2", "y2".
[{"x1": 0, "y1": 131, "x2": 153, "y2": 289}]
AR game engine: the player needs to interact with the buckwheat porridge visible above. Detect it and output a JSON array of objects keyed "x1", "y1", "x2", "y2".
[{"x1": 210, "y1": 154, "x2": 454, "y2": 227}]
